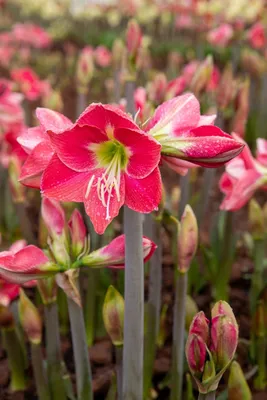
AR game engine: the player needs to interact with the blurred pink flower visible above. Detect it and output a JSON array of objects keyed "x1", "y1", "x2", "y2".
[
  {"x1": 247, "y1": 22, "x2": 266, "y2": 49},
  {"x1": 94, "y1": 46, "x2": 111, "y2": 68},
  {"x1": 207, "y1": 24, "x2": 234, "y2": 48},
  {"x1": 0, "y1": 79, "x2": 24, "y2": 137},
  {"x1": 12, "y1": 23, "x2": 52, "y2": 49},
  {"x1": 220, "y1": 135, "x2": 267, "y2": 211},
  {"x1": 11, "y1": 68, "x2": 50, "y2": 101}
]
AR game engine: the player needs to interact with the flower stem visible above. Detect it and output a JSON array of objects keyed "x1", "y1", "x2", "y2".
[
  {"x1": 115, "y1": 346, "x2": 123, "y2": 400},
  {"x1": 44, "y1": 302, "x2": 67, "y2": 400},
  {"x1": 2, "y1": 327, "x2": 27, "y2": 391},
  {"x1": 179, "y1": 173, "x2": 191, "y2": 218},
  {"x1": 123, "y1": 80, "x2": 144, "y2": 399},
  {"x1": 198, "y1": 392, "x2": 216, "y2": 400},
  {"x1": 77, "y1": 92, "x2": 87, "y2": 115},
  {"x1": 250, "y1": 239, "x2": 265, "y2": 313},
  {"x1": 31, "y1": 342, "x2": 50, "y2": 400},
  {"x1": 84, "y1": 269, "x2": 98, "y2": 347},
  {"x1": 143, "y1": 215, "x2": 162, "y2": 398},
  {"x1": 171, "y1": 271, "x2": 188, "y2": 400},
  {"x1": 67, "y1": 296, "x2": 93, "y2": 400}
]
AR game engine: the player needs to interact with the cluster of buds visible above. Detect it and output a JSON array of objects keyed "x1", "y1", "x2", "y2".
[{"x1": 186, "y1": 301, "x2": 239, "y2": 394}]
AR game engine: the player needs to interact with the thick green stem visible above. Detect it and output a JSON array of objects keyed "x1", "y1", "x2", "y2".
[
  {"x1": 31, "y1": 343, "x2": 50, "y2": 400},
  {"x1": 254, "y1": 335, "x2": 267, "y2": 390},
  {"x1": 171, "y1": 272, "x2": 188, "y2": 400},
  {"x1": 143, "y1": 215, "x2": 162, "y2": 398},
  {"x1": 115, "y1": 346, "x2": 123, "y2": 400},
  {"x1": 67, "y1": 297, "x2": 93, "y2": 400},
  {"x1": 2, "y1": 328, "x2": 27, "y2": 391},
  {"x1": 84, "y1": 269, "x2": 98, "y2": 347},
  {"x1": 123, "y1": 80, "x2": 144, "y2": 400},
  {"x1": 250, "y1": 239, "x2": 265, "y2": 313},
  {"x1": 77, "y1": 92, "x2": 87, "y2": 115},
  {"x1": 198, "y1": 392, "x2": 216, "y2": 400},
  {"x1": 44, "y1": 302, "x2": 67, "y2": 400},
  {"x1": 179, "y1": 173, "x2": 191, "y2": 218}
]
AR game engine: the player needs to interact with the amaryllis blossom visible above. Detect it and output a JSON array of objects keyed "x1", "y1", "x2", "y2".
[
  {"x1": 11, "y1": 68, "x2": 50, "y2": 101},
  {"x1": 94, "y1": 46, "x2": 111, "y2": 68},
  {"x1": 247, "y1": 22, "x2": 266, "y2": 49},
  {"x1": 20, "y1": 105, "x2": 161, "y2": 234},
  {"x1": 207, "y1": 24, "x2": 234, "y2": 48},
  {"x1": 18, "y1": 109, "x2": 72, "y2": 187},
  {"x1": 145, "y1": 93, "x2": 244, "y2": 175},
  {"x1": 220, "y1": 135, "x2": 267, "y2": 211}
]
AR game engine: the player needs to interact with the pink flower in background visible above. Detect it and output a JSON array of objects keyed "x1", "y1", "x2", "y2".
[
  {"x1": 145, "y1": 93, "x2": 243, "y2": 175},
  {"x1": 175, "y1": 14, "x2": 194, "y2": 30},
  {"x1": 0, "y1": 79, "x2": 24, "y2": 134},
  {"x1": 182, "y1": 61, "x2": 199, "y2": 85},
  {"x1": 247, "y1": 22, "x2": 266, "y2": 49},
  {"x1": 220, "y1": 135, "x2": 267, "y2": 211},
  {"x1": 32, "y1": 104, "x2": 162, "y2": 234},
  {"x1": 18, "y1": 108, "x2": 72, "y2": 187},
  {"x1": 207, "y1": 66, "x2": 221, "y2": 92},
  {"x1": 207, "y1": 24, "x2": 234, "y2": 48},
  {"x1": 12, "y1": 23, "x2": 52, "y2": 49},
  {"x1": 94, "y1": 46, "x2": 111, "y2": 68},
  {"x1": 11, "y1": 68, "x2": 49, "y2": 101}
]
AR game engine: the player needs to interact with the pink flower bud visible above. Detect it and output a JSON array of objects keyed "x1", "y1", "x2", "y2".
[
  {"x1": 186, "y1": 334, "x2": 207, "y2": 376},
  {"x1": 210, "y1": 315, "x2": 238, "y2": 370},
  {"x1": 126, "y1": 19, "x2": 142, "y2": 59},
  {"x1": 211, "y1": 300, "x2": 237, "y2": 323},
  {"x1": 76, "y1": 46, "x2": 94, "y2": 92},
  {"x1": 41, "y1": 197, "x2": 65, "y2": 238},
  {"x1": 68, "y1": 209, "x2": 87, "y2": 258},
  {"x1": 178, "y1": 205, "x2": 198, "y2": 272},
  {"x1": 19, "y1": 289, "x2": 42, "y2": 344},
  {"x1": 103, "y1": 285, "x2": 124, "y2": 346},
  {"x1": 190, "y1": 55, "x2": 214, "y2": 95},
  {"x1": 189, "y1": 311, "x2": 210, "y2": 344}
]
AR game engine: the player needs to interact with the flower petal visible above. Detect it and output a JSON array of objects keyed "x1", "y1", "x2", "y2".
[
  {"x1": 84, "y1": 169, "x2": 125, "y2": 235},
  {"x1": 77, "y1": 103, "x2": 139, "y2": 132},
  {"x1": 162, "y1": 155, "x2": 196, "y2": 175},
  {"x1": 36, "y1": 107, "x2": 73, "y2": 133},
  {"x1": 41, "y1": 154, "x2": 90, "y2": 201},
  {"x1": 48, "y1": 125, "x2": 105, "y2": 172},
  {"x1": 17, "y1": 126, "x2": 47, "y2": 153},
  {"x1": 124, "y1": 167, "x2": 162, "y2": 213},
  {"x1": 114, "y1": 127, "x2": 161, "y2": 178}
]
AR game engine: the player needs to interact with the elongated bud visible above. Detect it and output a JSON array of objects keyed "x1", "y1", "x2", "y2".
[
  {"x1": 19, "y1": 289, "x2": 42, "y2": 344},
  {"x1": 210, "y1": 315, "x2": 238, "y2": 370},
  {"x1": 190, "y1": 55, "x2": 213, "y2": 95},
  {"x1": 232, "y1": 79, "x2": 250, "y2": 138},
  {"x1": 185, "y1": 296, "x2": 198, "y2": 331},
  {"x1": 211, "y1": 300, "x2": 237, "y2": 322},
  {"x1": 228, "y1": 361, "x2": 252, "y2": 400},
  {"x1": 178, "y1": 205, "x2": 198, "y2": 272},
  {"x1": 126, "y1": 19, "x2": 142, "y2": 59},
  {"x1": 249, "y1": 198, "x2": 265, "y2": 240},
  {"x1": 112, "y1": 39, "x2": 125, "y2": 69},
  {"x1": 186, "y1": 334, "x2": 207, "y2": 376},
  {"x1": 41, "y1": 197, "x2": 66, "y2": 239},
  {"x1": 189, "y1": 311, "x2": 209, "y2": 343},
  {"x1": 147, "y1": 72, "x2": 167, "y2": 104},
  {"x1": 241, "y1": 49, "x2": 266, "y2": 78},
  {"x1": 76, "y1": 46, "x2": 94, "y2": 93},
  {"x1": 103, "y1": 285, "x2": 124, "y2": 346},
  {"x1": 8, "y1": 157, "x2": 25, "y2": 203},
  {"x1": 68, "y1": 209, "x2": 87, "y2": 258}
]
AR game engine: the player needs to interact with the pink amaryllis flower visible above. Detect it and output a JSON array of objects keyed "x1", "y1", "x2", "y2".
[
  {"x1": 207, "y1": 24, "x2": 234, "y2": 48},
  {"x1": 0, "y1": 239, "x2": 58, "y2": 284},
  {"x1": 0, "y1": 79, "x2": 24, "y2": 133},
  {"x1": 145, "y1": 93, "x2": 244, "y2": 175},
  {"x1": 247, "y1": 22, "x2": 266, "y2": 49},
  {"x1": 220, "y1": 135, "x2": 267, "y2": 211},
  {"x1": 11, "y1": 68, "x2": 49, "y2": 101},
  {"x1": 18, "y1": 108, "x2": 72, "y2": 187},
  {"x1": 23, "y1": 105, "x2": 161, "y2": 234},
  {"x1": 94, "y1": 46, "x2": 111, "y2": 68},
  {"x1": 12, "y1": 23, "x2": 52, "y2": 49}
]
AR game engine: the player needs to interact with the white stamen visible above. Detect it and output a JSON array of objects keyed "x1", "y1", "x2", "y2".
[{"x1": 85, "y1": 175, "x2": 95, "y2": 199}]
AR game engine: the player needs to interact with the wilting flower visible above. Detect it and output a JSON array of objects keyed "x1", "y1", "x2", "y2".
[
  {"x1": 186, "y1": 301, "x2": 238, "y2": 394},
  {"x1": 11, "y1": 68, "x2": 50, "y2": 101},
  {"x1": 207, "y1": 24, "x2": 234, "y2": 48},
  {"x1": 38, "y1": 104, "x2": 161, "y2": 234},
  {"x1": 220, "y1": 135, "x2": 267, "y2": 211},
  {"x1": 247, "y1": 22, "x2": 266, "y2": 49},
  {"x1": 145, "y1": 93, "x2": 244, "y2": 175}
]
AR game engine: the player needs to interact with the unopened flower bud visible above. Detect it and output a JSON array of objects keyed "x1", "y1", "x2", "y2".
[
  {"x1": 147, "y1": 73, "x2": 167, "y2": 105},
  {"x1": 232, "y1": 79, "x2": 250, "y2": 138},
  {"x1": 76, "y1": 46, "x2": 94, "y2": 93},
  {"x1": 19, "y1": 289, "x2": 42, "y2": 344},
  {"x1": 186, "y1": 333, "x2": 207, "y2": 376},
  {"x1": 248, "y1": 198, "x2": 265, "y2": 240},
  {"x1": 241, "y1": 49, "x2": 266, "y2": 78},
  {"x1": 211, "y1": 315, "x2": 238, "y2": 370},
  {"x1": 8, "y1": 157, "x2": 25, "y2": 203},
  {"x1": 112, "y1": 39, "x2": 125, "y2": 69},
  {"x1": 217, "y1": 63, "x2": 236, "y2": 110},
  {"x1": 211, "y1": 300, "x2": 237, "y2": 322},
  {"x1": 190, "y1": 55, "x2": 213, "y2": 95},
  {"x1": 103, "y1": 285, "x2": 124, "y2": 346},
  {"x1": 189, "y1": 311, "x2": 209, "y2": 343},
  {"x1": 178, "y1": 205, "x2": 198, "y2": 272},
  {"x1": 126, "y1": 19, "x2": 142, "y2": 60},
  {"x1": 228, "y1": 361, "x2": 252, "y2": 400},
  {"x1": 41, "y1": 197, "x2": 66, "y2": 239},
  {"x1": 68, "y1": 209, "x2": 87, "y2": 258}
]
